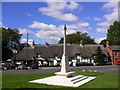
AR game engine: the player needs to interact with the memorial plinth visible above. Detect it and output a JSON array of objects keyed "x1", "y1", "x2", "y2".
[{"x1": 55, "y1": 25, "x2": 75, "y2": 77}]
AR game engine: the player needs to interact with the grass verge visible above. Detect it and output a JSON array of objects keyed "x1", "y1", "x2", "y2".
[{"x1": 2, "y1": 71, "x2": 119, "y2": 90}]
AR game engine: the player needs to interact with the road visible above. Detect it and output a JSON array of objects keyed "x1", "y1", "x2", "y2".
[{"x1": 2, "y1": 65, "x2": 119, "y2": 75}]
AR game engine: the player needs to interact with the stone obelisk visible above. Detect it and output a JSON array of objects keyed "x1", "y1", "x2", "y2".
[
  {"x1": 55, "y1": 25, "x2": 75, "y2": 77},
  {"x1": 60, "y1": 24, "x2": 69, "y2": 73}
]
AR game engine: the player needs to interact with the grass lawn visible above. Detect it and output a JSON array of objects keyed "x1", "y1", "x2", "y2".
[{"x1": 2, "y1": 71, "x2": 119, "y2": 90}]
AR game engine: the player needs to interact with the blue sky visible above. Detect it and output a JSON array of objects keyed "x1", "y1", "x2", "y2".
[{"x1": 2, "y1": 1, "x2": 118, "y2": 44}]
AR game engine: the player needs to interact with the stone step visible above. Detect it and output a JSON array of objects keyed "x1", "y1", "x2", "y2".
[
  {"x1": 74, "y1": 77, "x2": 96, "y2": 86},
  {"x1": 71, "y1": 75, "x2": 84, "y2": 82},
  {"x1": 72, "y1": 76, "x2": 89, "y2": 84}
]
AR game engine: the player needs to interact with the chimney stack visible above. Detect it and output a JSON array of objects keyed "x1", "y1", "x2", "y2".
[
  {"x1": 45, "y1": 42, "x2": 49, "y2": 47},
  {"x1": 32, "y1": 40, "x2": 35, "y2": 48}
]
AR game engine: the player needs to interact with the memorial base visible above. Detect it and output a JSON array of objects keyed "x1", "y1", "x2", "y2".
[
  {"x1": 55, "y1": 71, "x2": 75, "y2": 77},
  {"x1": 29, "y1": 75, "x2": 96, "y2": 87}
]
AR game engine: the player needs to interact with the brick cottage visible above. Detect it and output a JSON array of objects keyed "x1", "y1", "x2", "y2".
[{"x1": 106, "y1": 41, "x2": 120, "y2": 65}]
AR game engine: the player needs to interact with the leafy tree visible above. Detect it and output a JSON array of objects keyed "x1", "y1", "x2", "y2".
[
  {"x1": 100, "y1": 39, "x2": 107, "y2": 47},
  {"x1": 95, "y1": 47, "x2": 105, "y2": 65},
  {"x1": 107, "y1": 21, "x2": 120, "y2": 45},
  {"x1": 2, "y1": 27, "x2": 22, "y2": 61},
  {"x1": 58, "y1": 32, "x2": 96, "y2": 44}
]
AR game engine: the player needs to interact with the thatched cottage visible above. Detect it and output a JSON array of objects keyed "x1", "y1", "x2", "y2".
[{"x1": 13, "y1": 43, "x2": 108, "y2": 67}]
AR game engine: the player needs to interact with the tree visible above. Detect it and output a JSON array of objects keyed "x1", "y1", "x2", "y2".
[
  {"x1": 2, "y1": 27, "x2": 22, "y2": 61},
  {"x1": 58, "y1": 32, "x2": 96, "y2": 44},
  {"x1": 95, "y1": 47, "x2": 105, "y2": 65},
  {"x1": 107, "y1": 21, "x2": 120, "y2": 45},
  {"x1": 100, "y1": 39, "x2": 107, "y2": 47}
]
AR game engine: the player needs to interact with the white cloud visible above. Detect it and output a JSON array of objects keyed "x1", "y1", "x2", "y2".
[
  {"x1": 98, "y1": 8, "x2": 118, "y2": 27},
  {"x1": 97, "y1": 28, "x2": 107, "y2": 33},
  {"x1": 18, "y1": 28, "x2": 34, "y2": 35},
  {"x1": 36, "y1": 30, "x2": 61, "y2": 42},
  {"x1": 97, "y1": 22, "x2": 109, "y2": 27},
  {"x1": 83, "y1": 17, "x2": 91, "y2": 20},
  {"x1": 67, "y1": 22, "x2": 91, "y2": 33},
  {"x1": 0, "y1": 22, "x2": 8, "y2": 29},
  {"x1": 66, "y1": 30, "x2": 76, "y2": 35},
  {"x1": 0, "y1": 22, "x2": 7, "y2": 29},
  {"x1": 0, "y1": 22, "x2": 2, "y2": 27},
  {"x1": 29, "y1": 21, "x2": 57, "y2": 30},
  {"x1": 21, "y1": 38, "x2": 33, "y2": 45},
  {"x1": 67, "y1": 22, "x2": 90, "y2": 30},
  {"x1": 66, "y1": 1, "x2": 79, "y2": 10},
  {"x1": 29, "y1": 21, "x2": 63, "y2": 42},
  {"x1": 104, "y1": 8, "x2": 118, "y2": 22},
  {"x1": 26, "y1": 13, "x2": 32, "y2": 17},
  {"x1": 38, "y1": 2, "x2": 79, "y2": 22},
  {"x1": 97, "y1": 2, "x2": 118, "y2": 33},
  {"x1": 102, "y1": 2, "x2": 118, "y2": 9},
  {"x1": 60, "y1": 13, "x2": 78, "y2": 21},
  {"x1": 95, "y1": 37, "x2": 106, "y2": 44},
  {"x1": 29, "y1": 21, "x2": 91, "y2": 43},
  {"x1": 35, "y1": 27, "x2": 77, "y2": 43},
  {"x1": 94, "y1": 17, "x2": 101, "y2": 21},
  {"x1": 78, "y1": 22, "x2": 90, "y2": 27}
]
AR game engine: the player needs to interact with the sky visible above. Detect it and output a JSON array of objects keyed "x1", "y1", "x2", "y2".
[{"x1": 2, "y1": 1, "x2": 118, "y2": 45}]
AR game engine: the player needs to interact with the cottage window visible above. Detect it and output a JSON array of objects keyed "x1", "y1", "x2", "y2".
[
  {"x1": 38, "y1": 54, "x2": 41, "y2": 58},
  {"x1": 77, "y1": 55, "x2": 81, "y2": 59},
  {"x1": 115, "y1": 52, "x2": 118, "y2": 56},
  {"x1": 116, "y1": 59, "x2": 119, "y2": 62}
]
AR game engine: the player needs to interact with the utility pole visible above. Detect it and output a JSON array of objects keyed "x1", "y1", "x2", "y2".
[{"x1": 26, "y1": 33, "x2": 28, "y2": 67}]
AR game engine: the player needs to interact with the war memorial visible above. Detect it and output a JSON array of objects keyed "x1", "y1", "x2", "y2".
[{"x1": 29, "y1": 25, "x2": 96, "y2": 87}]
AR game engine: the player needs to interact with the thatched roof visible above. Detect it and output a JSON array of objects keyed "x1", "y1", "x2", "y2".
[
  {"x1": 15, "y1": 47, "x2": 35, "y2": 60},
  {"x1": 14, "y1": 44, "x2": 108, "y2": 60},
  {"x1": 110, "y1": 45, "x2": 120, "y2": 51},
  {"x1": 80, "y1": 45, "x2": 108, "y2": 58},
  {"x1": 34, "y1": 44, "x2": 75, "y2": 58}
]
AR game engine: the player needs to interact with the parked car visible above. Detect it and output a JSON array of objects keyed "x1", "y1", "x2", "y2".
[
  {"x1": 115, "y1": 60, "x2": 120, "y2": 65},
  {"x1": 2, "y1": 63, "x2": 10, "y2": 70},
  {"x1": 2, "y1": 62, "x2": 16, "y2": 70},
  {"x1": 16, "y1": 64, "x2": 27, "y2": 70}
]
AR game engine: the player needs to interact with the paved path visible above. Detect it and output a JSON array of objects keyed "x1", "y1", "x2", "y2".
[{"x1": 2, "y1": 65, "x2": 119, "y2": 75}]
